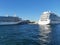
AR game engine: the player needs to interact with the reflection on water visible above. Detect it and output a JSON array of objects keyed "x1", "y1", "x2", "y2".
[
  {"x1": 39, "y1": 24, "x2": 60, "y2": 45},
  {"x1": 39, "y1": 25, "x2": 52, "y2": 45},
  {"x1": 0, "y1": 24, "x2": 60, "y2": 45}
]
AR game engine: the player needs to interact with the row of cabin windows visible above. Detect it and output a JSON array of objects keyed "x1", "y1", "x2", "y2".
[
  {"x1": 0, "y1": 19, "x2": 20, "y2": 22},
  {"x1": 41, "y1": 19, "x2": 58, "y2": 21}
]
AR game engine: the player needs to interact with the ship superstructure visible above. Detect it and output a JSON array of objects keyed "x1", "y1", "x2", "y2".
[
  {"x1": 0, "y1": 16, "x2": 22, "y2": 25},
  {"x1": 38, "y1": 11, "x2": 60, "y2": 25}
]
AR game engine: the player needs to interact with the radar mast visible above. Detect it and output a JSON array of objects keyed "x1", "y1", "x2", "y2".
[
  {"x1": 14, "y1": 13, "x2": 16, "y2": 17},
  {"x1": 6, "y1": 14, "x2": 9, "y2": 17}
]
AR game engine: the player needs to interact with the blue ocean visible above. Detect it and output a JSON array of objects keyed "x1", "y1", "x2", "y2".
[{"x1": 0, "y1": 24, "x2": 60, "y2": 45}]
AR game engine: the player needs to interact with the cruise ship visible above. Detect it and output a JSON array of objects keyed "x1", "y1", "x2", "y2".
[
  {"x1": 0, "y1": 16, "x2": 22, "y2": 25},
  {"x1": 38, "y1": 11, "x2": 60, "y2": 25}
]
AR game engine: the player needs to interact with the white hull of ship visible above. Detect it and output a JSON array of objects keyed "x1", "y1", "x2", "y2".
[
  {"x1": 0, "y1": 21, "x2": 21, "y2": 25},
  {"x1": 38, "y1": 19, "x2": 50, "y2": 25},
  {"x1": 38, "y1": 20, "x2": 60, "y2": 25}
]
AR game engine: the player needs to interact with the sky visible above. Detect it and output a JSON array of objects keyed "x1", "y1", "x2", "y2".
[{"x1": 0, "y1": 0, "x2": 60, "y2": 21}]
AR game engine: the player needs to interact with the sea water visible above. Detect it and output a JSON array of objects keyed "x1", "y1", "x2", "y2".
[{"x1": 0, "y1": 24, "x2": 60, "y2": 45}]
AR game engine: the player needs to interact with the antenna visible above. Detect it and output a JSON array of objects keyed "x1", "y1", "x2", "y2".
[
  {"x1": 48, "y1": 11, "x2": 51, "y2": 12},
  {"x1": 6, "y1": 14, "x2": 9, "y2": 17},
  {"x1": 14, "y1": 13, "x2": 16, "y2": 17}
]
